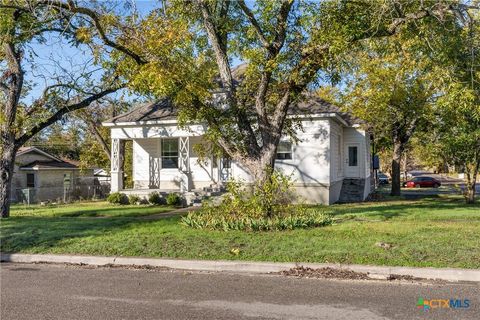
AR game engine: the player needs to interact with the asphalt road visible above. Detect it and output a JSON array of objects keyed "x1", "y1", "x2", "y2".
[{"x1": 1, "y1": 263, "x2": 479, "y2": 320}]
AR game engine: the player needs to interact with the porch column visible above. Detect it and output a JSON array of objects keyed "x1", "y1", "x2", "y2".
[
  {"x1": 179, "y1": 136, "x2": 190, "y2": 192},
  {"x1": 111, "y1": 138, "x2": 125, "y2": 192}
]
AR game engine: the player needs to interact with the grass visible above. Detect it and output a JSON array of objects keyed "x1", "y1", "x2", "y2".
[
  {"x1": 9, "y1": 201, "x2": 176, "y2": 218},
  {"x1": 1, "y1": 196, "x2": 479, "y2": 269}
]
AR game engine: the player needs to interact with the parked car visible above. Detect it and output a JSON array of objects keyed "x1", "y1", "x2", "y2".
[
  {"x1": 377, "y1": 172, "x2": 390, "y2": 185},
  {"x1": 404, "y1": 177, "x2": 441, "y2": 188}
]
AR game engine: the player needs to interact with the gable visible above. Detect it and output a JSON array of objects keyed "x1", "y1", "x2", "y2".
[{"x1": 16, "y1": 151, "x2": 57, "y2": 166}]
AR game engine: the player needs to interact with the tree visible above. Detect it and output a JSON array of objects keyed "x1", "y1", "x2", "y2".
[
  {"x1": 414, "y1": 6, "x2": 480, "y2": 203},
  {"x1": 8, "y1": 1, "x2": 471, "y2": 213},
  {"x1": 0, "y1": 3, "x2": 123, "y2": 217},
  {"x1": 341, "y1": 36, "x2": 436, "y2": 196},
  {"x1": 63, "y1": 0, "x2": 463, "y2": 210}
]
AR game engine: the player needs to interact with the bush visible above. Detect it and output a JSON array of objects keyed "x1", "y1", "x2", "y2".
[
  {"x1": 181, "y1": 207, "x2": 333, "y2": 231},
  {"x1": 180, "y1": 171, "x2": 333, "y2": 231},
  {"x1": 107, "y1": 192, "x2": 128, "y2": 205},
  {"x1": 166, "y1": 193, "x2": 182, "y2": 206},
  {"x1": 148, "y1": 192, "x2": 166, "y2": 205},
  {"x1": 128, "y1": 195, "x2": 141, "y2": 205}
]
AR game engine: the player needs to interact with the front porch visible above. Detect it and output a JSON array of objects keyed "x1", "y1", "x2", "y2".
[{"x1": 110, "y1": 135, "x2": 232, "y2": 197}]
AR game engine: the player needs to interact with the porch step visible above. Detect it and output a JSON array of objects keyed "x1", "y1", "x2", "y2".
[
  {"x1": 184, "y1": 185, "x2": 227, "y2": 206},
  {"x1": 338, "y1": 178, "x2": 365, "y2": 203}
]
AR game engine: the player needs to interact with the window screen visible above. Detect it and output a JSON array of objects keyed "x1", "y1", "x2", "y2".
[{"x1": 161, "y1": 139, "x2": 179, "y2": 168}]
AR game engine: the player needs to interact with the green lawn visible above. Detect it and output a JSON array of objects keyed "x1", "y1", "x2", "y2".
[
  {"x1": 1, "y1": 196, "x2": 479, "y2": 269},
  {"x1": 8, "y1": 201, "x2": 176, "y2": 218}
]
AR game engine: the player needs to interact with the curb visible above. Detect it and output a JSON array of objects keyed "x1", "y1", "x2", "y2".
[{"x1": 1, "y1": 253, "x2": 479, "y2": 282}]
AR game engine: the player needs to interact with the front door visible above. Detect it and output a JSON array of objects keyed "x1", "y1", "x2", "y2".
[{"x1": 345, "y1": 144, "x2": 360, "y2": 177}]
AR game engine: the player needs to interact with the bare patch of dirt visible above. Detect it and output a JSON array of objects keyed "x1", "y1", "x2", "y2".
[{"x1": 278, "y1": 266, "x2": 430, "y2": 282}]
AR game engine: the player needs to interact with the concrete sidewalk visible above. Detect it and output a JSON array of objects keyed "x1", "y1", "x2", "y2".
[{"x1": 1, "y1": 253, "x2": 479, "y2": 282}]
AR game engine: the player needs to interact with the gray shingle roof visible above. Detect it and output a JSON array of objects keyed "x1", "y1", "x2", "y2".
[
  {"x1": 104, "y1": 95, "x2": 358, "y2": 126},
  {"x1": 105, "y1": 99, "x2": 176, "y2": 123}
]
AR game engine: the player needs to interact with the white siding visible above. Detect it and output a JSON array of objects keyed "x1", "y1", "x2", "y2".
[
  {"x1": 275, "y1": 119, "x2": 331, "y2": 184},
  {"x1": 343, "y1": 127, "x2": 369, "y2": 179},
  {"x1": 329, "y1": 120, "x2": 344, "y2": 182},
  {"x1": 227, "y1": 119, "x2": 332, "y2": 184}
]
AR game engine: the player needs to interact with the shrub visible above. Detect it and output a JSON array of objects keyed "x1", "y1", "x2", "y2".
[
  {"x1": 128, "y1": 194, "x2": 141, "y2": 205},
  {"x1": 180, "y1": 171, "x2": 333, "y2": 231},
  {"x1": 166, "y1": 193, "x2": 182, "y2": 206},
  {"x1": 181, "y1": 207, "x2": 333, "y2": 231},
  {"x1": 107, "y1": 192, "x2": 128, "y2": 205},
  {"x1": 148, "y1": 192, "x2": 166, "y2": 205}
]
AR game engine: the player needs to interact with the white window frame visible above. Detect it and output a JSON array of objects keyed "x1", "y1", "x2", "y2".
[
  {"x1": 276, "y1": 141, "x2": 293, "y2": 161},
  {"x1": 161, "y1": 138, "x2": 179, "y2": 169}
]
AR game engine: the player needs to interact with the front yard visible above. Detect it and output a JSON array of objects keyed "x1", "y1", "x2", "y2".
[{"x1": 1, "y1": 196, "x2": 479, "y2": 268}]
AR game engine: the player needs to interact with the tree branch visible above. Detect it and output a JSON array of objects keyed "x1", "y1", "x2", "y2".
[
  {"x1": 237, "y1": 0, "x2": 270, "y2": 50},
  {"x1": 33, "y1": 1, "x2": 146, "y2": 65},
  {"x1": 16, "y1": 86, "x2": 123, "y2": 147}
]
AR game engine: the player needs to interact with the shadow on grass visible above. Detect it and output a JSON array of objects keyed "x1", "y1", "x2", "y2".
[
  {"x1": 328, "y1": 196, "x2": 479, "y2": 221},
  {"x1": 0, "y1": 215, "x2": 179, "y2": 254},
  {"x1": 11, "y1": 204, "x2": 175, "y2": 218}
]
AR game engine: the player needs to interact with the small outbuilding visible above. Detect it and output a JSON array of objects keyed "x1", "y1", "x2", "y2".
[{"x1": 11, "y1": 147, "x2": 94, "y2": 203}]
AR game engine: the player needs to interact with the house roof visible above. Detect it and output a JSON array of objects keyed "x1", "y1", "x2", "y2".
[
  {"x1": 19, "y1": 160, "x2": 79, "y2": 171},
  {"x1": 105, "y1": 98, "x2": 176, "y2": 124},
  {"x1": 17, "y1": 146, "x2": 62, "y2": 162},
  {"x1": 104, "y1": 95, "x2": 358, "y2": 126}
]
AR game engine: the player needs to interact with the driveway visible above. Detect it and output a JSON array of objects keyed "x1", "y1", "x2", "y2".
[{"x1": 1, "y1": 263, "x2": 479, "y2": 320}]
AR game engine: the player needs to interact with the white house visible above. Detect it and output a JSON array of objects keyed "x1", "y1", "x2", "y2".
[{"x1": 102, "y1": 97, "x2": 372, "y2": 204}]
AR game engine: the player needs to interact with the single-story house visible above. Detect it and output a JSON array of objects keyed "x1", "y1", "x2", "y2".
[
  {"x1": 102, "y1": 96, "x2": 373, "y2": 204},
  {"x1": 11, "y1": 147, "x2": 94, "y2": 203}
]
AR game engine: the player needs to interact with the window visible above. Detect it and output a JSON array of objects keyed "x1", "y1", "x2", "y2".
[
  {"x1": 26, "y1": 173, "x2": 35, "y2": 188},
  {"x1": 161, "y1": 138, "x2": 179, "y2": 168},
  {"x1": 221, "y1": 157, "x2": 231, "y2": 169},
  {"x1": 348, "y1": 146, "x2": 358, "y2": 166},
  {"x1": 276, "y1": 141, "x2": 293, "y2": 160}
]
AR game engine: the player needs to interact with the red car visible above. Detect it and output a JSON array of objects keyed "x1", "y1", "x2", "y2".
[{"x1": 404, "y1": 177, "x2": 441, "y2": 188}]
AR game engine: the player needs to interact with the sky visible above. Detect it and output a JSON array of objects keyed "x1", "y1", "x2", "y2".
[{"x1": 24, "y1": 1, "x2": 159, "y2": 104}]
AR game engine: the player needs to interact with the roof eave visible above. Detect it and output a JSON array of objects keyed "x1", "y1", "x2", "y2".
[{"x1": 102, "y1": 113, "x2": 351, "y2": 128}]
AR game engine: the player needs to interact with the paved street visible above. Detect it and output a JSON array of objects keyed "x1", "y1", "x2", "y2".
[{"x1": 1, "y1": 263, "x2": 479, "y2": 320}]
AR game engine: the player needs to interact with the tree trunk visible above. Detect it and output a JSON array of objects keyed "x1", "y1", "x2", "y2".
[
  {"x1": 241, "y1": 144, "x2": 278, "y2": 217},
  {"x1": 464, "y1": 164, "x2": 478, "y2": 204},
  {"x1": 391, "y1": 140, "x2": 404, "y2": 196},
  {"x1": 0, "y1": 142, "x2": 17, "y2": 218}
]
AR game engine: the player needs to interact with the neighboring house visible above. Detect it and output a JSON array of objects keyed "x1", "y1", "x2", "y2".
[
  {"x1": 11, "y1": 147, "x2": 94, "y2": 203},
  {"x1": 103, "y1": 96, "x2": 373, "y2": 205}
]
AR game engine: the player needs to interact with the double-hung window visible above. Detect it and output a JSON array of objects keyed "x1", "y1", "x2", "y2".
[
  {"x1": 276, "y1": 141, "x2": 293, "y2": 160},
  {"x1": 161, "y1": 138, "x2": 179, "y2": 168}
]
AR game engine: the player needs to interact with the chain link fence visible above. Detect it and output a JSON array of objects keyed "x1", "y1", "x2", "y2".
[{"x1": 15, "y1": 179, "x2": 110, "y2": 204}]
